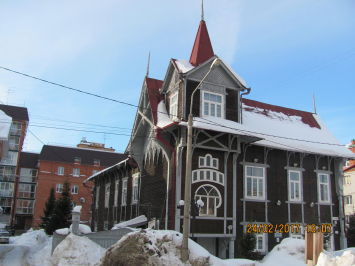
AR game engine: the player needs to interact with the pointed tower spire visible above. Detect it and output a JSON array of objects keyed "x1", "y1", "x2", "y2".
[
  {"x1": 189, "y1": 3, "x2": 214, "y2": 67},
  {"x1": 146, "y1": 52, "x2": 150, "y2": 77}
]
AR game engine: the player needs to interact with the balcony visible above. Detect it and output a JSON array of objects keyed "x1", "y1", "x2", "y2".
[
  {"x1": 0, "y1": 157, "x2": 17, "y2": 166},
  {"x1": 19, "y1": 176, "x2": 37, "y2": 183},
  {"x1": 0, "y1": 174, "x2": 16, "y2": 182}
]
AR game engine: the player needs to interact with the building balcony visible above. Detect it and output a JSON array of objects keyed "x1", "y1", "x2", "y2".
[{"x1": 0, "y1": 174, "x2": 16, "y2": 182}]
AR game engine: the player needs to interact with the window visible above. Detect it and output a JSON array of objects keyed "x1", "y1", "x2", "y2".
[
  {"x1": 254, "y1": 233, "x2": 266, "y2": 252},
  {"x1": 75, "y1": 157, "x2": 81, "y2": 164},
  {"x1": 0, "y1": 151, "x2": 18, "y2": 166},
  {"x1": 0, "y1": 182, "x2": 14, "y2": 197},
  {"x1": 18, "y1": 184, "x2": 36, "y2": 198},
  {"x1": 94, "y1": 159, "x2": 100, "y2": 166},
  {"x1": 72, "y1": 201, "x2": 77, "y2": 209},
  {"x1": 10, "y1": 121, "x2": 22, "y2": 136},
  {"x1": 346, "y1": 160, "x2": 350, "y2": 167},
  {"x1": 94, "y1": 221, "x2": 98, "y2": 232},
  {"x1": 73, "y1": 168, "x2": 80, "y2": 177},
  {"x1": 132, "y1": 176, "x2": 139, "y2": 204},
  {"x1": 198, "y1": 154, "x2": 218, "y2": 169},
  {"x1": 245, "y1": 166, "x2": 265, "y2": 200},
  {"x1": 16, "y1": 200, "x2": 34, "y2": 214},
  {"x1": 344, "y1": 175, "x2": 351, "y2": 185},
  {"x1": 122, "y1": 179, "x2": 128, "y2": 206},
  {"x1": 9, "y1": 136, "x2": 20, "y2": 150},
  {"x1": 1, "y1": 166, "x2": 16, "y2": 182},
  {"x1": 93, "y1": 170, "x2": 99, "y2": 175},
  {"x1": 71, "y1": 185, "x2": 79, "y2": 194},
  {"x1": 95, "y1": 186, "x2": 100, "y2": 209},
  {"x1": 105, "y1": 184, "x2": 110, "y2": 208},
  {"x1": 345, "y1": 195, "x2": 352, "y2": 205},
  {"x1": 202, "y1": 91, "x2": 224, "y2": 118},
  {"x1": 58, "y1": 167, "x2": 64, "y2": 175},
  {"x1": 318, "y1": 174, "x2": 330, "y2": 203},
  {"x1": 170, "y1": 92, "x2": 178, "y2": 119},
  {"x1": 104, "y1": 221, "x2": 109, "y2": 231},
  {"x1": 194, "y1": 185, "x2": 222, "y2": 216},
  {"x1": 290, "y1": 225, "x2": 304, "y2": 239},
  {"x1": 114, "y1": 181, "x2": 119, "y2": 207},
  {"x1": 0, "y1": 198, "x2": 12, "y2": 214},
  {"x1": 56, "y1": 184, "x2": 63, "y2": 193},
  {"x1": 192, "y1": 169, "x2": 224, "y2": 185},
  {"x1": 289, "y1": 171, "x2": 301, "y2": 202}
]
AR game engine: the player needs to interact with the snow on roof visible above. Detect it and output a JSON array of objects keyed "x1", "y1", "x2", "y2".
[
  {"x1": 157, "y1": 101, "x2": 174, "y2": 128},
  {"x1": 84, "y1": 158, "x2": 129, "y2": 182},
  {"x1": 220, "y1": 58, "x2": 247, "y2": 88},
  {"x1": 179, "y1": 104, "x2": 355, "y2": 158},
  {"x1": 72, "y1": 205, "x2": 82, "y2": 213},
  {"x1": 0, "y1": 110, "x2": 12, "y2": 141},
  {"x1": 112, "y1": 215, "x2": 147, "y2": 229},
  {"x1": 174, "y1": 59, "x2": 195, "y2": 73}
]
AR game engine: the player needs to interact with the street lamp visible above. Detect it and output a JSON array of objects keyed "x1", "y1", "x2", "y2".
[{"x1": 181, "y1": 58, "x2": 221, "y2": 262}]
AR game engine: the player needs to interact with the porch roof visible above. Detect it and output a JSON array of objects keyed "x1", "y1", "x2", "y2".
[
  {"x1": 84, "y1": 158, "x2": 129, "y2": 182},
  {"x1": 112, "y1": 215, "x2": 148, "y2": 229}
]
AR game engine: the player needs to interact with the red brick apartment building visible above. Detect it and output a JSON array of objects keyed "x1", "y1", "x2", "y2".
[
  {"x1": 31, "y1": 142, "x2": 127, "y2": 229},
  {"x1": 0, "y1": 104, "x2": 29, "y2": 227}
]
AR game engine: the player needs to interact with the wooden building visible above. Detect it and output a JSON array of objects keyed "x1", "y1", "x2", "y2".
[{"x1": 86, "y1": 16, "x2": 355, "y2": 258}]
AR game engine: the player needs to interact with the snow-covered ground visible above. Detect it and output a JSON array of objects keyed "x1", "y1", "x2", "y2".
[{"x1": 0, "y1": 229, "x2": 354, "y2": 266}]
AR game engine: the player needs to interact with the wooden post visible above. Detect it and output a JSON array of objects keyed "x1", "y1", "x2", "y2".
[{"x1": 305, "y1": 228, "x2": 324, "y2": 266}]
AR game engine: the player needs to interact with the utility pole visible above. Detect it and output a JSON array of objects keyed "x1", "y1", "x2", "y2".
[{"x1": 181, "y1": 58, "x2": 221, "y2": 262}]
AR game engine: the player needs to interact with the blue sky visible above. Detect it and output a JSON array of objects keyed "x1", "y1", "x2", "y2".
[{"x1": 0, "y1": 0, "x2": 354, "y2": 153}]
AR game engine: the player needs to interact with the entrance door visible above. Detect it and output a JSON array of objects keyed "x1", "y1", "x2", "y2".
[{"x1": 197, "y1": 237, "x2": 216, "y2": 256}]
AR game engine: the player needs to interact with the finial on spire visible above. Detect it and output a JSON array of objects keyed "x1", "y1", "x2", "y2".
[
  {"x1": 201, "y1": 0, "x2": 204, "y2": 21},
  {"x1": 146, "y1": 52, "x2": 150, "y2": 77}
]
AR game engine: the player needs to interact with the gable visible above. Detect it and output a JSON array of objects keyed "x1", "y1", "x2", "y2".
[{"x1": 186, "y1": 58, "x2": 244, "y2": 90}]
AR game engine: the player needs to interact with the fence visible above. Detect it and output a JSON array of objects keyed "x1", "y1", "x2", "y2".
[{"x1": 51, "y1": 227, "x2": 133, "y2": 255}]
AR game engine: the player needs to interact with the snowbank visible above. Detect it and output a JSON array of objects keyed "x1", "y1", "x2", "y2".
[
  {"x1": 316, "y1": 250, "x2": 355, "y2": 266},
  {"x1": 51, "y1": 233, "x2": 106, "y2": 266},
  {"x1": 55, "y1": 224, "x2": 92, "y2": 235}
]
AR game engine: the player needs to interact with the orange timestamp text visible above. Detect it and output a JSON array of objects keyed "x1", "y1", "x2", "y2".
[{"x1": 246, "y1": 223, "x2": 333, "y2": 234}]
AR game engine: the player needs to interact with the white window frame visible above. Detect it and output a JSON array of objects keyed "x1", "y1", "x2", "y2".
[
  {"x1": 194, "y1": 184, "x2": 222, "y2": 217},
  {"x1": 104, "y1": 221, "x2": 109, "y2": 231},
  {"x1": 288, "y1": 170, "x2": 302, "y2": 202},
  {"x1": 290, "y1": 225, "x2": 304, "y2": 239},
  {"x1": 95, "y1": 186, "x2": 100, "y2": 209},
  {"x1": 105, "y1": 184, "x2": 110, "y2": 208},
  {"x1": 198, "y1": 154, "x2": 218, "y2": 169},
  {"x1": 245, "y1": 166, "x2": 265, "y2": 200},
  {"x1": 192, "y1": 169, "x2": 224, "y2": 186},
  {"x1": 56, "y1": 184, "x2": 63, "y2": 193},
  {"x1": 93, "y1": 170, "x2": 99, "y2": 175},
  {"x1": 58, "y1": 167, "x2": 64, "y2": 175},
  {"x1": 121, "y1": 178, "x2": 128, "y2": 206},
  {"x1": 344, "y1": 175, "x2": 351, "y2": 185},
  {"x1": 114, "y1": 180, "x2": 119, "y2": 207},
  {"x1": 169, "y1": 91, "x2": 178, "y2": 119},
  {"x1": 318, "y1": 173, "x2": 330, "y2": 203},
  {"x1": 71, "y1": 185, "x2": 78, "y2": 194},
  {"x1": 254, "y1": 233, "x2": 266, "y2": 252},
  {"x1": 132, "y1": 175, "x2": 139, "y2": 204},
  {"x1": 202, "y1": 91, "x2": 224, "y2": 119},
  {"x1": 73, "y1": 168, "x2": 80, "y2": 177},
  {"x1": 345, "y1": 195, "x2": 353, "y2": 205},
  {"x1": 346, "y1": 160, "x2": 350, "y2": 167}
]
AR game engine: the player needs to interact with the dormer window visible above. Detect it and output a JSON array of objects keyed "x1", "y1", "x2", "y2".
[
  {"x1": 170, "y1": 92, "x2": 178, "y2": 119},
  {"x1": 202, "y1": 91, "x2": 224, "y2": 118}
]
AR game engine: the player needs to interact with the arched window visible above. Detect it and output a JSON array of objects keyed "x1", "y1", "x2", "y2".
[{"x1": 194, "y1": 185, "x2": 222, "y2": 216}]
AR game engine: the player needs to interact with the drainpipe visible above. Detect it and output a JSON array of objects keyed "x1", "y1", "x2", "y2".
[
  {"x1": 155, "y1": 127, "x2": 176, "y2": 230},
  {"x1": 240, "y1": 88, "x2": 251, "y2": 124}
]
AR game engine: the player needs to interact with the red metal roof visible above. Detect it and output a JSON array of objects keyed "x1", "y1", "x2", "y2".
[
  {"x1": 146, "y1": 77, "x2": 164, "y2": 125},
  {"x1": 344, "y1": 164, "x2": 355, "y2": 172},
  {"x1": 189, "y1": 20, "x2": 214, "y2": 67},
  {"x1": 242, "y1": 98, "x2": 321, "y2": 129}
]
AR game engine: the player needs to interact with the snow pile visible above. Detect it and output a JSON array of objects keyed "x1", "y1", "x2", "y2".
[
  {"x1": 10, "y1": 229, "x2": 53, "y2": 266},
  {"x1": 316, "y1": 250, "x2": 355, "y2": 266},
  {"x1": 157, "y1": 101, "x2": 173, "y2": 128},
  {"x1": 55, "y1": 224, "x2": 92, "y2": 235},
  {"x1": 51, "y1": 233, "x2": 106, "y2": 266},
  {"x1": 175, "y1": 59, "x2": 194, "y2": 73},
  {"x1": 0, "y1": 109, "x2": 12, "y2": 141},
  {"x1": 0, "y1": 223, "x2": 7, "y2": 229},
  {"x1": 99, "y1": 229, "x2": 212, "y2": 266},
  {"x1": 260, "y1": 238, "x2": 305, "y2": 266}
]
